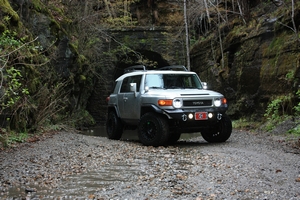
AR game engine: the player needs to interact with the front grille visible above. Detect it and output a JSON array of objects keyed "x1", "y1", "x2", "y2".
[{"x1": 183, "y1": 99, "x2": 212, "y2": 107}]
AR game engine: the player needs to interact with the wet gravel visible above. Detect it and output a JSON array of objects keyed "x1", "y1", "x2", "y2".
[{"x1": 0, "y1": 129, "x2": 299, "y2": 200}]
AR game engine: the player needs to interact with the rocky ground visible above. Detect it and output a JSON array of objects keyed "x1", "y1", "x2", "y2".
[{"x1": 0, "y1": 127, "x2": 299, "y2": 200}]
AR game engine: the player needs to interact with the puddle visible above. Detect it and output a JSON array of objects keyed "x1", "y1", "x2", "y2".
[
  {"x1": 2, "y1": 164, "x2": 143, "y2": 199},
  {"x1": 1, "y1": 127, "x2": 202, "y2": 199},
  {"x1": 52, "y1": 164, "x2": 143, "y2": 198}
]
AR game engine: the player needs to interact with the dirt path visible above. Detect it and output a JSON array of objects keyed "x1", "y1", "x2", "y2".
[{"x1": 0, "y1": 129, "x2": 299, "y2": 199}]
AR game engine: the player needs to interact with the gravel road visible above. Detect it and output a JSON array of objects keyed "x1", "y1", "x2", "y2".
[{"x1": 0, "y1": 128, "x2": 299, "y2": 200}]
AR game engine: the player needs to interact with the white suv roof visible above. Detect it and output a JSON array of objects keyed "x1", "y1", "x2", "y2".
[{"x1": 116, "y1": 70, "x2": 196, "y2": 81}]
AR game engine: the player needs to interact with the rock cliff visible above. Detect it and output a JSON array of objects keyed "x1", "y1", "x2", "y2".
[{"x1": 190, "y1": 1, "x2": 300, "y2": 119}]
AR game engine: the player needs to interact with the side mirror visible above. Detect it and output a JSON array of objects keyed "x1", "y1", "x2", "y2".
[
  {"x1": 130, "y1": 83, "x2": 137, "y2": 97},
  {"x1": 202, "y1": 82, "x2": 207, "y2": 89}
]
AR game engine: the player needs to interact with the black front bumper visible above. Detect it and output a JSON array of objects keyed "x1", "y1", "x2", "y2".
[{"x1": 151, "y1": 105, "x2": 228, "y2": 133}]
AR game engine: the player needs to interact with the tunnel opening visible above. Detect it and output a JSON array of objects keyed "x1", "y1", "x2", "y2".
[
  {"x1": 113, "y1": 49, "x2": 170, "y2": 80},
  {"x1": 86, "y1": 50, "x2": 170, "y2": 125}
]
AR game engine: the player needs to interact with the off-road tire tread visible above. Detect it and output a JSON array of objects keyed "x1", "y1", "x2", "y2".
[
  {"x1": 106, "y1": 111, "x2": 123, "y2": 140},
  {"x1": 138, "y1": 113, "x2": 169, "y2": 146},
  {"x1": 201, "y1": 114, "x2": 232, "y2": 143}
]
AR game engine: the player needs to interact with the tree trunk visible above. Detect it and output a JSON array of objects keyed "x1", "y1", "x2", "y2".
[{"x1": 184, "y1": 0, "x2": 190, "y2": 70}]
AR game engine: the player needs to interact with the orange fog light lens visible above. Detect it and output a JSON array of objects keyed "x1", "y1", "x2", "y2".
[
  {"x1": 158, "y1": 99, "x2": 173, "y2": 106},
  {"x1": 222, "y1": 98, "x2": 227, "y2": 104}
]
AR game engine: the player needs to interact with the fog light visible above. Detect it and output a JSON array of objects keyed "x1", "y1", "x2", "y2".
[
  {"x1": 188, "y1": 113, "x2": 194, "y2": 119},
  {"x1": 208, "y1": 113, "x2": 213, "y2": 118}
]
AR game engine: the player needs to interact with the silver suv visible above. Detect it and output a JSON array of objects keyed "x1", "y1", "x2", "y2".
[{"x1": 106, "y1": 65, "x2": 232, "y2": 146}]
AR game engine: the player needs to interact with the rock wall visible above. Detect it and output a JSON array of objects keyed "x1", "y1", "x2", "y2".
[{"x1": 190, "y1": 2, "x2": 300, "y2": 119}]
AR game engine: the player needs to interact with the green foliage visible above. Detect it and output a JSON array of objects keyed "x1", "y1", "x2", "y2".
[
  {"x1": 0, "y1": 129, "x2": 28, "y2": 147},
  {"x1": 263, "y1": 90, "x2": 300, "y2": 132},
  {"x1": 264, "y1": 94, "x2": 293, "y2": 120},
  {"x1": 0, "y1": 28, "x2": 65, "y2": 134},
  {"x1": 285, "y1": 70, "x2": 295, "y2": 81},
  {"x1": 263, "y1": 94, "x2": 294, "y2": 131},
  {"x1": 0, "y1": 30, "x2": 22, "y2": 51},
  {"x1": 0, "y1": 30, "x2": 30, "y2": 125},
  {"x1": 65, "y1": 109, "x2": 95, "y2": 128},
  {"x1": 1, "y1": 67, "x2": 30, "y2": 109},
  {"x1": 106, "y1": 16, "x2": 137, "y2": 27},
  {"x1": 0, "y1": 0, "x2": 20, "y2": 25},
  {"x1": 99, "y1": 0, "x2": 139, "y2": 27},
  {"x1": 294, "y1": 89, "x2": 300, "y2": 115},
  {"x1": 0, "y1": 0, "x2": 98, "y2": 149},
  {"x1": 0, "y1": 30, "x2": 32, "y2": 147},
  {"x1": 232, "y1": 118, "x2": 260, "y2": 130},
  {"x1": 287, "y1": 123, "x2": 300, "y2": 136}
]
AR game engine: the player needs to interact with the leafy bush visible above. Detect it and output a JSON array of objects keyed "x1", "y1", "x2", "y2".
[
  {"x1": 263, "y1": 94, "x2": 290, "y2": 131},
  {"x1": 294, "y1": 89, "x2": 300, "y2": 115},
  {"x1": 263, "y1": 90, "x2": 300, "y2": 132},
  {"x1": 0, "y1": 129, "x2": 28, "y2": 148}
]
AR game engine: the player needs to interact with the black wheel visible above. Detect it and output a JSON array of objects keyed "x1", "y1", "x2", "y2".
[
  {"x1": 201, "y1": 114, "x2": 232, "y2": 143},
  {"x1": 168, "y1": 132, "x2": 181, "y2": 145},
  {"x1": 106, "y1": 111, "x2": 123, "y2": 140},
  {"x1": 138, "y1": 113, "x2": 169, "y2": 146}
]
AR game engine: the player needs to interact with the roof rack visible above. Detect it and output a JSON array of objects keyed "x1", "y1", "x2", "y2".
[
  {"x1": 159, "y1": 65, "x2": 188, "y2": 71},
  {"x1": 124, "y1": 65, "x2": 188, "y2": 74},
  {"x1": 124, "y1": 65, "x2": 146, "y2": 73}
]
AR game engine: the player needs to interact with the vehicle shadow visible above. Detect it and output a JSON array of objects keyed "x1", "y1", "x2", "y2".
[
  {"x1": 119, "y1": 136, "x2": 232, "y2": 148},
  {"x1": 81, "y1": 127, "x2": 232, "y2": 148}
]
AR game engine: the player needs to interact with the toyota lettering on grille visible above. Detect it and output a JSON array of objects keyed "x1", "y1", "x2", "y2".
[{"x1": 192, "y1": 101, "x2": 204, "y2": 105}]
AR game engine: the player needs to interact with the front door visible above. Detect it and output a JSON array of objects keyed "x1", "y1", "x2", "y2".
[{"x1": 117, "y1": 75, "x2": 142, "y2": 121}]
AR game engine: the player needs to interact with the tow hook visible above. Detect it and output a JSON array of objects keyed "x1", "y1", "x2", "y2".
[
  {"x1": 181, "y1": 114, "x2": 187, "y2": 121},
  {"x1": 217, "y1": 113, "x2": 222, "y2": 120}
]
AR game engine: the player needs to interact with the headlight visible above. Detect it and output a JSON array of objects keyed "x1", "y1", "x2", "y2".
[
  {"x1": 173, "y1": 98, "x2": 183, "y2": 108},
  {"x1": 214, "y1": 98, "x2": 227, "y2": 107},
  {"x1": 214, "y1": 99, "x2": 222, "y2": 107}
]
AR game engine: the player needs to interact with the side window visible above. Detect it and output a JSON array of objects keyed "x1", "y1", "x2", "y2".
[
  {"x1": 120, "y1": 77, "x2": 130, "y2": 93},
  {"x1": 120, "y1": 75, "x2": 142, "y2": 93},
  {"x1": 130, "y1": 75, "x2": 142, "y2": 92}
]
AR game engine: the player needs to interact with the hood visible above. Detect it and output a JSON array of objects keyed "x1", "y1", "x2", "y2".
[{"x1": 144, "y1": 88, "x2": 224, "y2": 98}]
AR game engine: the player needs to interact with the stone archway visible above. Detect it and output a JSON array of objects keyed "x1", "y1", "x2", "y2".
[
  {"x1": 113, "y1": 49, "x2": 170, "y2": 80},
  {"x1": 87, "y1": 49, "x2": 170, "y2": 124}
]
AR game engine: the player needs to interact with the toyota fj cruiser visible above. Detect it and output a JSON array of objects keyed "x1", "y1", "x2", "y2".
[{"x1": 106, "y1": 65, "x2": 232, "y2": 146}]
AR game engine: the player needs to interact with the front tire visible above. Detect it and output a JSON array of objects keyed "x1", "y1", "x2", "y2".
[
  {"x1": 106, "y1": 111, "x2": 123, "y2": 140},
  {"x1": 138, "y1": 113, "x2": 169, "y2": 146},
  {"x1": 201, "y1": 114, "x2": 232, "y2": 143}
]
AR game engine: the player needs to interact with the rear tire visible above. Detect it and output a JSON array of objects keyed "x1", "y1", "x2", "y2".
[
  {"x1": 201, "y1": 114, "x2": 232, "y2": 143},
  {"x1": 138, "y1": 113, "x2": 169, "y2": 146},
  {"x1": 106, "y1": 111, "x2": 123, "y2": 140}
]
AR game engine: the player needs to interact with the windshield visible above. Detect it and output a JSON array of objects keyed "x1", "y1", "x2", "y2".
[{"x1": 145, "y1": 74, "x2": 203, "y2": 89}]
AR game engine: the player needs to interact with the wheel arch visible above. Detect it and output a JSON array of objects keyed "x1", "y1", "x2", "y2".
[
  {"x1": 141, "y1": 104, "x2": 164, "y2": 117},
  {"x1": 107, "y1": 105, "x2": 121, "y2": 118}
]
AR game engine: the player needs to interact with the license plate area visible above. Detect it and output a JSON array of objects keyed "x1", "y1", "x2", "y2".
[{"x1": 195, "y1": 112, "x2": 208, "y2": 120}]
